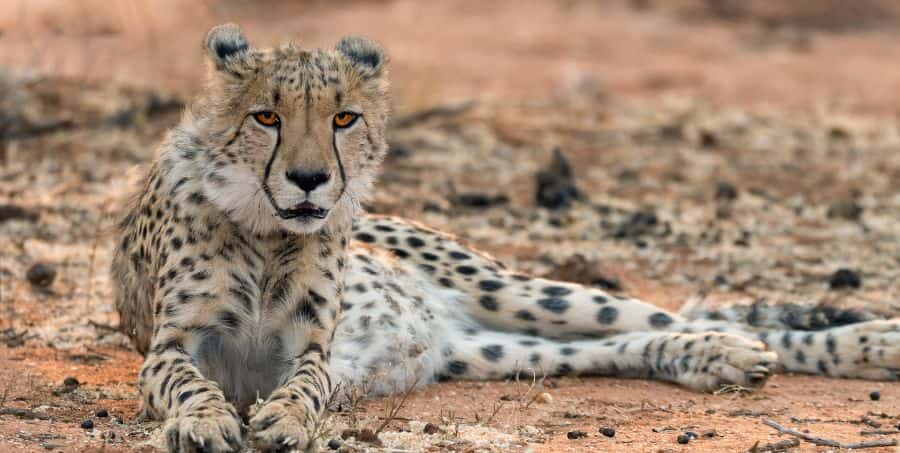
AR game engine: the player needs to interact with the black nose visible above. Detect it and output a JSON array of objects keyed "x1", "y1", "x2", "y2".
[{"x1": 286, "y1": 169, "x2": 330, "y2": 192}]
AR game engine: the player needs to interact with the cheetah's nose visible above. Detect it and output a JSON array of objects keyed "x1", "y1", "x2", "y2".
[{"x1": 286, "y1": 169, "x2": 330, "y2": 192}]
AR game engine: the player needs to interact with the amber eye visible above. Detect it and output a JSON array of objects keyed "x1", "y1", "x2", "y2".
[
  {"x1": 333, "y1": 112, "x2": 359, "y2": 129},
  {"x1": 253, "y1": 111, "x2": 280, "y2": 127}
]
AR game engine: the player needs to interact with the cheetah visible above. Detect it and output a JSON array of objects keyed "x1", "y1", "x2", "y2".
[{"x1": 113, "y1": 24, "x2": 900, "y2": 452}]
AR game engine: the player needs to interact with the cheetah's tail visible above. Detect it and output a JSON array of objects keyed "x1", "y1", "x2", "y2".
[{"x1": 680, "y1": 294, "x2": 881, "y2": 331}]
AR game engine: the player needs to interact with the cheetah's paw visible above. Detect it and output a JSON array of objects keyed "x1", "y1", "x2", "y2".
[
  {"x1": 674, "y1": 332, "x2": 778, "y2": 392},
  {"x1": 165, "y1": 410, "x2": 243, "y2": 453},
  {"x1": 250, "y1": 400, "x2": 316, "y2": 453}
]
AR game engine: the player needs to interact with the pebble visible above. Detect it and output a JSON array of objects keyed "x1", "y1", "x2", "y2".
[
  {"x1": 567, "y1": 430, "x2": 587, "y2": 440},
  {"x1": 870, "y1": 391, "x2": 881, "y2": 401},
  {"x1": 715, "y1": 182, "x2": 738, "y2": 201},
  {"x1": 423, "y1": 423, "x2": 443, "y2": 434},
  {"x1": 26, "y1": 263, "x2": 57, "y2": 288},
  {"x1": 63, "y1": 377, "x2": 80, "y2": 388},
  {"x1": 829, "y1": 268, "x2": 861, "y2": 290},
  {"x1": 827, "y1": 200, "x2": 863, "y2": 220},
  {"x1": 327, "y1": 438, "x2": 342, "y2": 450},
  {"x1": 535, "y1": 148, "x2": 582, "y2": 210},
  {"x1": 96, "y1": 409, "x2": 109, "y2": 418},
  {"x1": 600, "y1": 427, "x2": 616, "y2": 437},
  {"x1": 676, "y1": 434, "x2": 691, "y2": 444},
  {"x1": 0, "y1": 204, "x2": 38, "y2": 222},
  {"x1": 536, "y1": 392, "x2": 553, "y2": 404},
  {"x1": 80, "y1": 419, "x2": 94, "y2": 430}
]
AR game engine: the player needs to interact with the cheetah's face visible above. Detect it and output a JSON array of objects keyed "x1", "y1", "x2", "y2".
[{"x1": 195, "y1": 24, "x2": 389, "y2": 235}]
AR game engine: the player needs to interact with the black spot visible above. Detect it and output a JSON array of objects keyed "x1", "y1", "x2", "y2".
[
  {"x1": 406, "y1": 237, "x2": 426, "y2": 248},
  {"x1": 597, "y1": 306, "x2": 619, "y2": 324},
  {"x1": 374, "y1": 224, "x2": 395, "y2": 232},
  {"x1": 556, "y1": 363, "x2": 574, "y2": 375},
  {"x1": 422, "y1": 252, "x2": 439, "y2": 261},
  {"x1": 648, "y1": 312, "x2": 674, "y2": 328},
  {"x1": 817, "y1": 359, "x2": 829, "y2": 374},
  {"x1": 177, "y1": 390, "x2": 195, "y2": 404},
  {"x1": 355, "y1": 232, "x2": 375, "y2": 243},
  {"x1": 795, "y1": 350, "x2": 806, "y2": 364},
  {"x1": 781, "y1": 332, "x2": 793, "y2": 349},
  {"x1": 219, "y1": 311, "x2": 241, "y2": 329},
  {"x1": 538, "y1": 298, "x2": 570, "y2": 314},
  {"x1": 171, "y1": 237, "x2": 183, "y2": 250},
  {"x1": 560, "y1": 346, "x2": 578, "y2": 356},
  {"x1": 592, "y1": 295, "x2": 608, "y2": 304},
  {"x1": 825, "y1": 334, "x2": 837, "y2": 354},
  {"x1": 438, "y1": 277, "x2": 455, "y2": 288},
  {"x1": 448, "y1": 251, "x2": 470, "y2": 260},
  {"x1": 542, "y1": 286, "x2": 572, "y2": 296},
  {"x1": 456, "y1": 265, "x2": 478, "y2": 275},
  {"x1": 479, "y1": 295, "x2": 499, "y2": 312},
  {"x1": 529, "y1": 353, "x2": 541, "y2": 365},
  {"x1": 520, "y1": 339, "x2": 539, "y2": 346},
  {"x1": 447, "y1": 360, "x2": 468, "y2": 375},
  {"x1": 802, "y1": 333, "x2": 815, "y2": 346},
  {"x1": 479, "y1": 280, "x2": 505, "y2": 292},
  {"x1": 516, "y1": 310, "x2": 537, "y2": 321},
  {"x1": 390, "y1": 248, "x2": 410, "y2": 259},
  {"x1": 481, "y1": 345, "x2": 504, "y2": 362}
]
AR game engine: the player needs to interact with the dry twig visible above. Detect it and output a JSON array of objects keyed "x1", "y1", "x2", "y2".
[{"x1": 761, "y1": 419, "x2": 897, "y2": 449}]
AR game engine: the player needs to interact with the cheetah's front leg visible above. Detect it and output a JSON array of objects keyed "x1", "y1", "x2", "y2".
[
  {"x1": 139, "y1": 338, "x2": 243, "y2": 452},
  {"x1": 250, "y1": 334, "x2": 334, "y2": 452}
]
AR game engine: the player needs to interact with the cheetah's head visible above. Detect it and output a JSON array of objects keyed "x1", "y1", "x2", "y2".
[{"x1": 190, "y1": 24, "x2": 389, "y2": 235}]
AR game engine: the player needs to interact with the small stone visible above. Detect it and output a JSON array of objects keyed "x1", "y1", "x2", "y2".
[
  {"x1": 829, "y1": 269, "x2": 861, "y2": 290},
  {"x1": 685, "y1": 431, "x2": 699, "y2": 440},
  {"x1": 535, "y1": 148, "x2": 582, "y2": 210},
  {"x1": 63, "y1": 377, "x2": 80, "y2": 388},
  {"x1": 340, "y1": 429, "x2": 359, "y2": 440},
  {"x1": 80, "y1": 419, "x2": 94, "y2": 430},
  {"x1": 327, "y1": 438, "x2": 342, "y2": 450},
  {"x1": 600, "y1": 427, "x2": 616, "y2": 437},
  {"x1": 423, "y1": 423, "x2": 443, "y2": 434},
  {"x1": 96, "y1": 409, "x2": 109, "y2": 418},
  {"x1": 454, "y1": 192, "x2": 509, "y2": 208},
  {"x1": 0, "y1": 204, "x2": 38, "y2": 223},
  {"x1": 676, "y1": 434, "x2": 691, "y2": 444},
  {"x1": 827, "y1": 200, "x2": 863, "y2": 220},
  {"x1": 701, "y1": 429, "x2": 717, "y2": 438},
  {"x1": 567, "y1": 430, "x2": 587, "y2": 440},
  {"x1": 26, "y1": 263, "x2": 56, "y2": 288},
  {"x1": 536, "y1": 392, "x2": 553, "y2": 404},
  {"x1": 715, "y1": 182, "x2": 738, "y2": 201},
  {"x1": 870, "y1": 391, "x2": 881, "y2": 401}
]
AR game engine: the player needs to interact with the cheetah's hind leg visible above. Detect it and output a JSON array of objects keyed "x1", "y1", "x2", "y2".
[{"x1": 439, "y1": 327, "x2": 776, "y2": 392}]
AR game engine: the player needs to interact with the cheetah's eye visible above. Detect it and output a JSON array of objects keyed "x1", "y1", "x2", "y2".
[
  {"x1": 333, "y1": 112, "x2": 359, "y2": 129},
  {"x1": 253, "y1": 111, "x2": 280, "y2": 127}
]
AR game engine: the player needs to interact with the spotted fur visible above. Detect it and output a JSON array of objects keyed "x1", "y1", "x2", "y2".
[{"x1": 114, "y1": 24, "x2": 900, "y2": 453}]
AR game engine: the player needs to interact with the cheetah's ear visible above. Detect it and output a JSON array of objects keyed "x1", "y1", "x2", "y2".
[
  {"x1": 336, "y1": 36, "x2": 386, "y2": 77},
  {"x1": 204, "y1": 23, "x2": 250, "y2": 71}
]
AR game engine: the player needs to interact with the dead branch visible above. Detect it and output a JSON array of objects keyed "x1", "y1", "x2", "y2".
[
  {"x1": 761, "y1": 419, "x2": 897, "y2": 449},
  {"x1": 747, "y1": 438, "x2": 800, "y2": 452}
]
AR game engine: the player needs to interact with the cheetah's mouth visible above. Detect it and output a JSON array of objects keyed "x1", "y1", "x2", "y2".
[{"x1": 280, "y1": 201, "x2": 329, "y2": 220}]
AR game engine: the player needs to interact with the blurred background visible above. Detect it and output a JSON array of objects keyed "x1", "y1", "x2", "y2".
[
  {"x1": 5, "y1": 0, "x2": 900, "y2": 112},
  {"x1": 1, "y1": 1, "x2": 899, "y2": 451}
]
